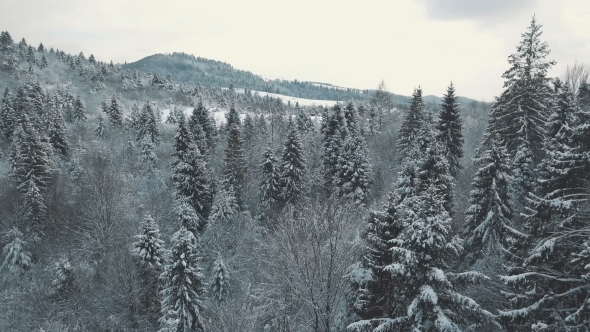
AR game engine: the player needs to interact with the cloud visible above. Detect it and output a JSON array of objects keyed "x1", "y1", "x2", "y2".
[{"x1": 418, "y1": 0, "x2": 538, "y2": 22}]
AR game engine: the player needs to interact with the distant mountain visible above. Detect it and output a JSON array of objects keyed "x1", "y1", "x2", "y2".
[{"x1": 122, "y1": 52, "x2": 487, "y2": 107}]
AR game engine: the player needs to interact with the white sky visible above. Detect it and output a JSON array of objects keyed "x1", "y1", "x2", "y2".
[{"x1": 1, "y1": 0, "x2": 589, "y2": 102}]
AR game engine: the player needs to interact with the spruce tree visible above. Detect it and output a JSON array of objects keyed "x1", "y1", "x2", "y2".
[
  {"x1": 259, "y1": 146, "x2": 282, "y2": 213},
  {"x1": 72, "y1": 95, "x2": 87, "y2": 123},
  {"x1": 435, "y1": 82, "x2": 464, "y2": 177},
  {"x1": 349, "y1": 185, "x2": 495, "y2": 331},
  {"x1": 321, "y1": 104, "x2": 347, "y2": 191},
  {"x1": 108, "y1": 95, "x2": 123, "y2": 126},
  {"x1": 0, "y1": 87, "x2": 15, "y2": 140},
  {"x1": 335, "y1": 131, "x2": 373, "y2": 204},
  {"x1": 209, "y1": 186, "x2": 239, "y2": 224},
  {"x1": 209, "y1": 256, "x2": 230, "y2": 302},
  {"x1": 1, "y1": 229, "x2": 32, "y2": 278},
  {"x1": 171, "y1": 115, "x2": 212, "y2": 224},
  {"x1": 132, "y1": 215, "x2": 165, "y2": 269},
  {"x1": 95, "y1": 115, "x2": 106, "y2": 139},
  {"x1": 0, "y1": 31, "x2": 14, "y2": 53},
  {"x1": 223, "y1": 107, "x2": 247, "y2": 207},
  {"x1": 39, "y1": 54, "x2": 48, "y2": 69},
  {"x1": 137, "y1": 102, "x2": 160, "y2": 144},
  {"x1": 463, "y1": 135, "x2": 524, "y2": 263},
  {"x1": 479, "y1": 16, "x2": 554, "y2": 162},
  {"x1": 397, "y1": 87, "x2": 425, "y2": 161},
  {"x1": 48, "y1": 105, "x2": 69, "y2": 157},
  {"x1": 159, "y1": 226, "x2": 206, "y2": 332},
  {"x1": 280, "y1": 121, "x2": 306, "y2": 206}
]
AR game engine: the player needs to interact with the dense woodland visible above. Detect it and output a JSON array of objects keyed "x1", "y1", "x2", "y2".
[{"x1": 0, "y1": 15, "x2": 588, "y2": 332}]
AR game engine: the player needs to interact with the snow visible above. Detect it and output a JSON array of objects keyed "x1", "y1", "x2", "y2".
[{"x1": 226, "y1": 87, "x2": 339, "y2": 107}]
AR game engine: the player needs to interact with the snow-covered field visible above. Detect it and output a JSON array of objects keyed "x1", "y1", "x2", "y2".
[{"x1": 224, "y1": 87, "x2": 339, "y2": 107}]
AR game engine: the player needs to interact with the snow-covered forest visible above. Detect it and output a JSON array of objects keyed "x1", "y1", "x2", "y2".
[{"x1": 0, "y1": 16, "x2": 589, "y2": 332}]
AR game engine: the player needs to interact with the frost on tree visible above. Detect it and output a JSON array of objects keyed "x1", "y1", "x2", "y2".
[
  {"x1": 463, "y1": 135, "x2": 525, "y2": 264},
  {"x1": 209, "y1": 185, "x2": 239, "y2": 225},
  {"x1": 209, "y1": 256, "x2": 230, "y2": 302},
  {"x1": 435, "y1": 82, "x2": 464, "y2": 178},
  {"x1": 1, "y1": 228, "x2": 32, "y2": 279},
  {"x1": 132, "y1": 215, "x2": 165, "y2": 269},
  {"x1": 159, "y1": 227, "x2": 206, "y2": 332},
  {"x1": 280, "y1": 121, "x2": 306, "y2": 206},
  {"x1": 397, "y1": 87, "x2": 426, "y2": 161},
  {"x1": 223, "y1": 107, "x2": 247, "y2": 207},
  {"x1": 349, "y1": 185, "x2": 495, "y2": 332},
  {"x1": 259, "y1": 146, "x2": 282, "y2": 213}
]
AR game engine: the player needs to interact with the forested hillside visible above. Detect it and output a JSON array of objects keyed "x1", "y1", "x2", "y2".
[{"x1": 1, "y1": 15, "x2": 588, "y2": 332}]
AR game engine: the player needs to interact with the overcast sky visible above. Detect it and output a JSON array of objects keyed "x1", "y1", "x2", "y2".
[{"x1": 1, "y1": 0, "x2": 589, "y2": 101}]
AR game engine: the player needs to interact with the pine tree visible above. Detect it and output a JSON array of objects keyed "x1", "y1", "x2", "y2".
[
  {"x1": 223, "y1": 107, "x2": 247, "y2": 207},
  {"x1": 349, "y1": 185, "x2": 495, "y2": 331},
  {"x1": 72, "y1": 95, "x2": 87, "y2": 123},
  {"x1": 479, "y1": 16, "x2": 555, "y2": 163},
  {"x1": 0, "y1": 87, "x2": 15, "y2": 140},
  {"x1": 435, "y1": 82, "x2": 464, "y2": 177},
  {"x1": 463, "y1": 135, "x2": 524, "y2": 263},
  {"x1": 259, "y1": 146, "x2": 282, "y2": 212},
  {"x1": 108, "y1": 95, "x2": 123, "y2": 126},
  {"x1": 209, "y1": 186, "x2": 239, "y2": 224},
  {"x1": 335, "y1": 131, "x2": 373, "y2": 204},
  {"x1": 159, "y1": 226, "x2": 206, "y2": 332},
  {"x1": 48, "y1": 103, "x2": 69, "y2": 157},
  {"x1": 397, "y1": 87, "x2": 426, "y2": 161},
  {"x1": 1, "y1": 229, "x2": 32, "y2": 278},
  {"x1": 321, "y1": 104, "x2": 347, "y2": 191},
  {"x1": 0, "y1": 31, "x2": 14, "y2": 53},
  {"x1": 132, "y1": 215, "x2": 165, "y2": 269},
  {"x1": 95, "y1": 115, "x2": 106, "y2": 139},
  {"x1": 355, "y1": 190, "x2": 404, "y2": 320},
  {"x1": 171, "y1": 115, "x2": 212, "y2": 223},
  {"x1": 137, "y1": 102, "x2": 160, "y2": 144},
  {"x1": 280, "y1": 122, "x2": 306, "y2": 206},
  {"x1": 209, "y1": 256, "x2": 230, "y2": 302}
]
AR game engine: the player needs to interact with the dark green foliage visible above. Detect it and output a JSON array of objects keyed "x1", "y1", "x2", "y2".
[
  {"x1": 223, "y1": 107, "x2": 247, "y2": 207},
  {"x1": 259, "y1": 146, "x2": 282, "y2": 212},
  {"x1": 72, "y1": 95, "x2": 87, "y2": 123},
  {"x1": 136, "y1": 102, "x2": 160, "y2": 144},
  {"x1": 435, "y1": 82, "x2": 464, "y2": 177},
  {"x1": 280, "y1": 122, "x2": 306, "y2": 206},
  {"x1": 397, "y1": 87, "x2": 425, "y2": 161}
]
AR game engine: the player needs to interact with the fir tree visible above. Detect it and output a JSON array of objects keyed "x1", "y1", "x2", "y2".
[
  {"x1": 223, "y1": 107, "x2": 247, "y2": 207},
  {"x1": 72, "y1": 95, "x2": 87, "y2": 123},
  {"x1": 0, "y1": 31, "x2": 14, "y2": 53},
  {"x1": 259, "y1": 146, "x2": 282, "y2": 212},
  {"x1": 132, "y1": 215, "x2": 165, "y2": 269},
  {"x1": 435, "y1": 82, "x2": 464, "y2": 177},
  {"x1": 321, "y1": 104, "x2": 347, "y2": 191},
  {"x1": 209, "y1": 186, "x2": 239, "y2": 224},
  {"x1": 137, "y1": 102, "x2": 160, "y2": 144},
  {"x1": 0, "y1": 87, "x2": 15, "y2": 140},
  {"x1": 397, "y1": 87, "x2": 426, "y2": 161},
  {"x1": 209, "y1": 256, "x2": 230, "y2": 302},
  {"x1": 335, "y1": 129, "x2": 373, "y2": 205},
  {"x1": 139, "y1": 138, "x2": 158, "y2": 176},
  {"x1": 463, "y1": 135, "x2": 524, "y2": 263},
  {"x1": 479, "y1": 16, "x2": 555, "y2": 163},
  {"x1": 416, "y1": 142, "x2": 455, "y2": 216},
  {"x1": 349, "y1": 185, "x2": 495, "y2": 331},
  {"x1": 108, "y1": 95, "x2": 123, "y2": 126},
  {"x1": 1, "y1": 229, "x2": 32, "y2": 278},
  {"x1": 190, "y1": 100, "x2": 217, "y2": 153},
  {"x1": 355, "y1": 190, "x2": 404, "y2": 319},
  {"x1": 95, "y1": 115, "x2": 106, "y2": 139},
  {"x1": 48, "y1": 104, "x2": 69, "y2": 157},
  {"x1": 171, "y1": 115, "x2": 212, "y2": 223},
  {"x1": 159, "y1": 226, "x2": 206, "y2": 332},
  {"x1": 280, "y1": 121, "x2": 306, "y2": 206}
]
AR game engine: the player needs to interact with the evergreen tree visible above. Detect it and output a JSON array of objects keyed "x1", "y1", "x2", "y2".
[
  {"x1": 108, "y1": 95, "x2": 123, "y2": 126},
  {"x1": 280, "y1": 122, "x2": 306, "y2": 206},
  {"x1": 209, "y1": 186, "x2": 239, "y2": 224},
  {"x1": 435, "y1": 82, "x2": 464, "y2": 177},
  {"x1": 48, "y1": 104, "x2": 69, "y2": 157},
  {"x1": 190, "y1": 100, "x2": 216, "y2": 153},
  {"x1": 416, "y1": 143, "x2": 454, "y2": 216},
  {"x1": 137, "y1": 102, "x2": 160, "y2": 144},
  {"x1": 463, "y1": 135, "x2": 524, "y2": 263},
  {"x1": 72, "y1": 95, "x2": 87, "y2": 123},
  {"x1": 223, "y1": 107, "x2": 247, "y2": 207},
  {"x1": 95, "y1": 115, "x2": 106, "y2": 139},
  {"x1": 209, "y1": 256, "x2": 230, "y2": 302},
  {"x1": 321, "y1": 104, "x2": 347, "y2": 191},
  {"x1": 355, "y1": 190, "x2": 404, "y2": 320},
  {"x1": 140, "y1": 138, "x2": 158, "y2": 177},
  {"x1": 159, "y1": 226, "x2": 206, "y2": 332},
  {"x1": 39, "y1": 54, "x2": 48, "y2": 69},
  {"x1": 335, "y1": 130, "x2": 373, "y2": 204},
  {"x1": 397, "y1": 87, "x2": 426, "y2": 161},
  {"x1": 171, "y1": 115, "x2": 212, "y2": 224},
  {"x1": 132, "y1": 215, "x2": 165, "y2": 269},
  {"x1": 259, "y1": 146, "x2": 282, "y2": 213},
  {"x1": 479, "y1": 16, "x2": 555, "y2": 162},
  {"x1": 1, "y1": 229, "x2": 32, "y2": 278},
  {"x1": 0, "y1": 31, "x2": 14, "y2": 53},
  {"x1": 0, "y1": 87, "x2": 15, "y2": 140},
  {"x1": 349, "y1": 185, "x2": 495, "y2": 331}
]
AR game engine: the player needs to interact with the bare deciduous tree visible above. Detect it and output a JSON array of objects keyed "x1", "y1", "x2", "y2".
[{"x1": 564, "y1": 61, "x2": 589, "y2": 96}]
